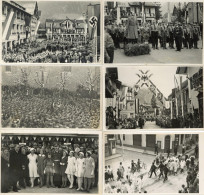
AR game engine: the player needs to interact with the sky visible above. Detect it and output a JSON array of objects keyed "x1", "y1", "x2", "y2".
[
  {"x1": 117, "y1": 66, "x2": 187, "y2": 98},
  {"x1": 37, "y1": 1, "x2": 99, "y2": 24}
]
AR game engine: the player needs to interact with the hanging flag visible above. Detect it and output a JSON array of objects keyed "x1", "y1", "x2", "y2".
[
  {"x1": 165, "y1": 101, "x2": 170, "y2": 109},
  {"x1": 49, "y1": 137, "x2": 51, "y2": 141},
  {"x1": 63, "y1": 138, "x2": 66, "y2": 142},
  {"x1": 25, "y1": 136, "x2": 29, "y2": 140},
  {"x1": 56, "y1": 137, "x2": 59, "y2": 141},
  {"x1": 1, "y1": 136, "x2": 5, "y2": 140},
  {"x1": 9, "y1": 136, "x2": 13, "y2": 140},
  {"x1": 135, "y1": 98, "x2": 140, "y2": 114},
  {"x1": 85, "y1": 138, "x2": 87, "y2": 142},
  {"x1": 18, "y1": 136, "x2": 21, "y2": 140},
  {"x1": 41, "y1": 137, "x2": 44, "y2": 141},
  {"x1": 78, "y1": 138, "x2": 81, "y2": 141}
]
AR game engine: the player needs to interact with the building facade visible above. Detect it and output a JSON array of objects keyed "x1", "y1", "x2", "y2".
[
  {"x1": 2, "y1": 1, "x2": 40, "y2": 52},
  {"x1": 105, "y1": 134, "x2": 198, "y2": 157},
  {"x1": 186, "y1": 2, "x2": 203, "y2": 24},
  {"x1": 175, "y1": 67, "x2": 203, "y2": 122},
  {"x1": 105, "y1": 2, "x2": 158, "y2": 24},
  {"x1": 45, "y1": 18, "x2": 88, "y2": 42}
]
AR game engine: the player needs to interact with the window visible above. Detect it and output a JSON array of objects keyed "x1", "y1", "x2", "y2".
[
  {"x1": 123, "y1": 135, "x2": 125, "y2": 141},
  {"x1": 5, "y1": 66, "x2": 12, "y2": 73}
]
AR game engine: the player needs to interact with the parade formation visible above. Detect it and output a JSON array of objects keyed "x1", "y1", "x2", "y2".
[
  {"x1": 2, "y1": 1, "x2": 100, "y2": 63},
  {"x1": 3, "y1": 39, "x2": 98, "y2": 63},
  {"x1": 104, "y1": 2, "x2": 203, "y2": 63},
  {"x1": 105, "y1": 134, "x2": 199, "y2": 193}
]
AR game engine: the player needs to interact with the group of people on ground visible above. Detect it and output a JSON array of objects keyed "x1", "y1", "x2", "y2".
[
  {"x1": 2, "y1": 86, "x2": 100, "y2": 129},
  {"x1": 105, "y1": 11, "x2": 203, "y2": 63},
  {"x1": 1, "y1": 141, "x2": 98, "y2": 193},
  {"x1": 104, "y1": 144, "x2": 199, "y2": 193},
  {"x1": 3, "y1": 37, "x2": 97, "y2": 63}
]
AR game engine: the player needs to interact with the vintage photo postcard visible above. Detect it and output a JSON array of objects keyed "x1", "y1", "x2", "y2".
[
  {"x1": 105, "y1": 66, "x2": 203, "y2": 129},
  {"x1": 104, "y1": 1, "x2": 203, "y2": 64},
  {"x1": 104, "y1": 133, "x2": 200, "y2": 193},
  {"x1": 1, "y1": 132, "x2": 100, "y2": 193},
  {"x1": 2, "y1": 1, "x2": 101, "y2": 63},
  {"x1": 1, "y1": 66, "x2": 101, "y2": 129}
]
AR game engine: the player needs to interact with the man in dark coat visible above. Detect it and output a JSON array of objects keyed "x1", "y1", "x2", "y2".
[
  {"x1": 149, "y1": 162, "x2": 157, "y2": 178},
  {"x1": 9, "y1": 144, "x2": 22, "y2": 192},
  {"x1": 154, "y1": 143, "x2": 158, "y2": 155},
  {"x1": 163, "y1": 164, "x2": 169, "y2": 182},
  {"x1": 52, "y1": 145, "x2": 62, "y2": 188},
  {"x1": 174, "y1": 23, "x2": 183, "y2": 51},
  {"x1": 126, "y1": 12, "x2": 138, "y2": 43}
]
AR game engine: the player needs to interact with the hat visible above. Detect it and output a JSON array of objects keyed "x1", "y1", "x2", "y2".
[
  {"x1": 79, "y1": 152, "x2": 84, "y2": 156},
  {"x1": 30, "y1": 148, "x2": 35, "y2": 151}
]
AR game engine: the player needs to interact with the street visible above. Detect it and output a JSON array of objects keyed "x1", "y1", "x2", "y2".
[
  {"x1": 10, "y1": 186, "x2": 98, "y2": 194},
  {"x1": 113, "y1": 41, "x2": 202, "y2": 64},
  {"x1": 143, "y1": 121, "x2": 161, "y2": 129},
  {"x1": 105, "y1": 148, "x2": 196, "y2": 193}
]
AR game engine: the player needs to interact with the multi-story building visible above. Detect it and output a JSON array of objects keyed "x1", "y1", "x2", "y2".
[
  {"x1": 2, "y1": 1, "x2": 40, "y2": 52},
  {"x1": 45, "y1": 18, "x2": 88, "y2": 41},
  {"x1": 105, "y1": 134, "x2": 198, "y2": 157},
  {"x1": 186, "y1": 2, "x2": 203, "y2": 24},
  {"x1": 105, "y1": 2, "x2": 158, "y2": 24},
  {"x1": 176, "y1": 67, "x2": 203, "y2": 121}
]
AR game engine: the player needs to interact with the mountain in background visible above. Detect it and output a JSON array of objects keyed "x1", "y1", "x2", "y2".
[{"x1": 38, "y1": 1, "x2": 99, "y2": 27}]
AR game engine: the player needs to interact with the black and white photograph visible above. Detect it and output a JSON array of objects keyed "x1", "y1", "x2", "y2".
[
  {"x1": 2, "y1": 1, "x2": 101, "y2": 63},
  {"x1": 105, "y1": 66, "x2": 203, "y2": 129},
  {"x1": 104, "y1": 133, "x2": 199, "y2": 193},
  {"x1": 1, "y1": 133, "x2": 99, "y2": 193},
  {"x1": 1, "y1": 66, "x2": 101, "y2": 128},
  {"x1": 104, "y1": 2, "x2": 203, "y2": 64}
]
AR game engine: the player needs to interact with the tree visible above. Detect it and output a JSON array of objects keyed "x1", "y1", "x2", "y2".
[
  {"x1": 13, "y1": 68, "x2": 30, "y2": 95},
  {"x1": 34, "y1": 67, "x2": 49, "y2": 96},
  {"x1": 155, "y1": 3, "x2": 162, "y2": 21},
  {"x1": 56, "y1": 71, "x2": 72, "y2": 98}
]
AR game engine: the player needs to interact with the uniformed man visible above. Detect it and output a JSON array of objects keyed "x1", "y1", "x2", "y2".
[
  {"x1": 52, "y1": 144, "x2": 62, "y2": 188},
  {"x1": 168, "y1": 23, "x2": 175, "y2": 49},
  {"x1": 161, "y1": 23, "x2": 167, "y2": 49},
  {"x1": 193, "y1": 24, "x2": 199, "y2": 49},
  {"x1": 105, "y1": 27, "x2": 114, "y2": 63},
  {"x1": 174, "y1": 23, "x2": 183, "y2": 51},
  {"x1": 150, "y1": 21, "x2": 159, "y2": 50}
]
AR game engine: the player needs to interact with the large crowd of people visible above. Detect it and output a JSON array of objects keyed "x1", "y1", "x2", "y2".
[
  {"x1": 104, "y1": 144, "x2": 199, "y2": 193},
  {"x1": 105, "y1": 11, "x2": 203, "y2": 62},
  {"x1": 2, "y1": 37, "x2": 97, "y2": 63},
  {"x1": 2, "y1": 86, "x2": 100, "y2": 128},
  {"x1": 106, "y1": 107, "x2": 203, "y2": 129},
  {"x1": 1, "y1": 139, "x2": 98, "y2": 193}
]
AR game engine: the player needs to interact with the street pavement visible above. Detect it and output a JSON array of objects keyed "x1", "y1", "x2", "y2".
[
  {"x1": 143, "y1": 121, "x2": 161, "y2": 129},
  {"x1": 11, "y1": 186, "x2": 98, "y2": 193},
  {"x1": 105, "y1": 147, "x2": 197, "y2": 193},
  {"x1": 113, "y1": 41, "x2": 202, "y2": 64}
]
